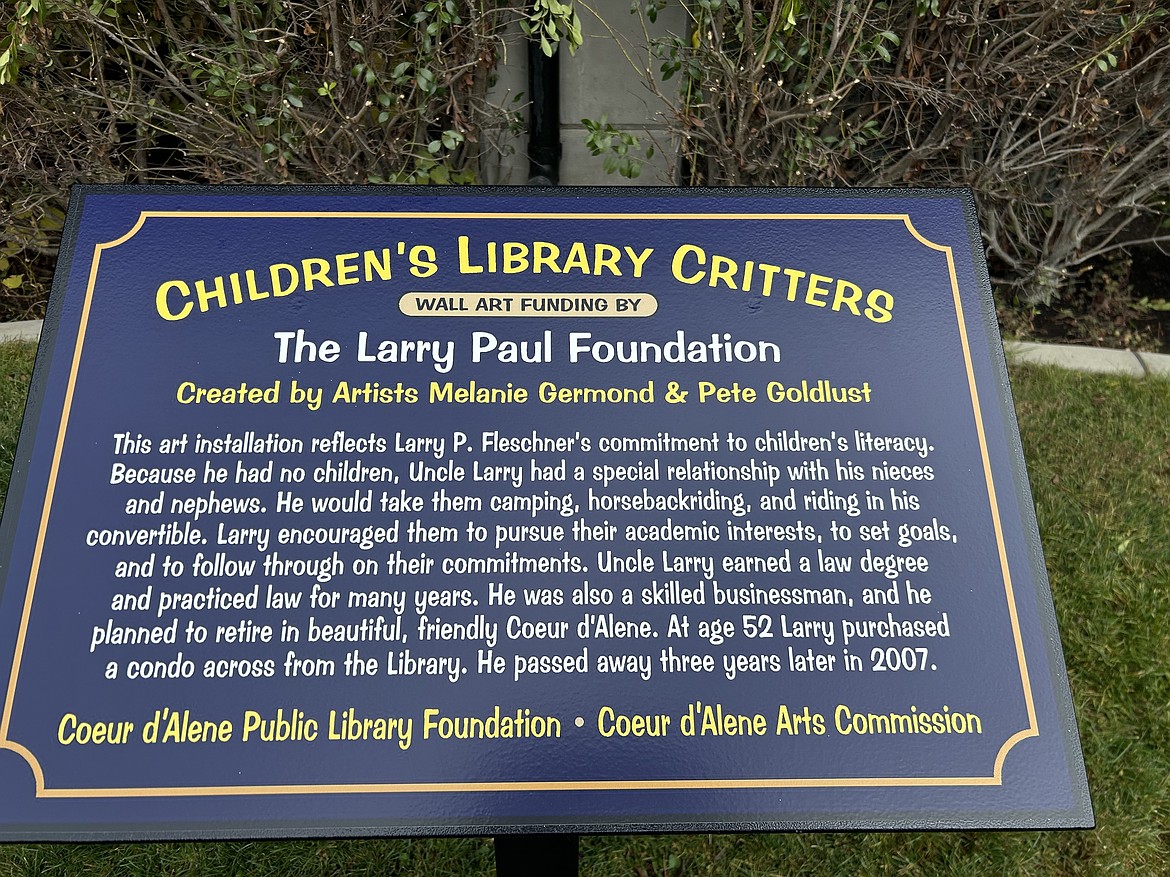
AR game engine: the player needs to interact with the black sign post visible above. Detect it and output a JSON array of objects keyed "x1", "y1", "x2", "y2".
[
  {"x1": 495, "y1": 833, "x2": 578, "y2": 875},
  {"x1": 0, "y1": 186, "x2": 1090, "y2": 840}
]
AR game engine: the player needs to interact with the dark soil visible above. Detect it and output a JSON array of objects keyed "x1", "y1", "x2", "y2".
[{"x1": 998, "y1": 244, "x2": 1170, "y2": 354}]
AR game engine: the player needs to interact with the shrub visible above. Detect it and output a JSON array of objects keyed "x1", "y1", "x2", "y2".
[
  {"x1": 640, "y1": 0, "x2": 1170, "y2": 304},
  {"x1": 4, "y1": 0, "x2": 1168, "y2": 312},
  {"x1": 0, "y1": 0, "x2": 522, "y2": 314}
]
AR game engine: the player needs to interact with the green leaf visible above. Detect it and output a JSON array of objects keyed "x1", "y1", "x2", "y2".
[
  {"x1": 1, "y1": 275, "x2": 23, "y2": 289},
  {"x1": 286, "y1": 93, "x2": 303, "y2": 108}
]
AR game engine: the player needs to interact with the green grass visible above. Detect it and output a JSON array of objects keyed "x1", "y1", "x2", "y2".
[
  {"x1": 0, "y1": 342, "x2": 35, "y2": 521},
  {"x1": 0, "y1": 343, "x2": 1167, "y2": 875}
]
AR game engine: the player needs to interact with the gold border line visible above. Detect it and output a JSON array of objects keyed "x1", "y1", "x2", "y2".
[
  {"x1": 941, "y1": 242, "x2": 1040, "y2": 759},
  {"x1": 0, "y1": 232, "x2": 118, "y2": 780},
  {"x1": 903, "y1": 216, "x2": 1040, "y2": 772},
  {"x1": 37, "y1": 773, "x2": 1003, "y2": 800},
  {"x1": 0, "y1": 209, "x2": 1037, "y2": 798},
  {"x1": 132, "y1": 211, "x2": 918, "y2": 221}
]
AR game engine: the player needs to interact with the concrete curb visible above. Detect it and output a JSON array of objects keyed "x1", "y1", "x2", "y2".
[
  {"x1": 1003, "y1": 340, "x2": 1170, "y2": 378},
  {"x1": 0, "y1": 320, "x2": 43, "y2": 344},
  {"x1": 2, "y1": 321, "x2": 1168, "y2": 378}
]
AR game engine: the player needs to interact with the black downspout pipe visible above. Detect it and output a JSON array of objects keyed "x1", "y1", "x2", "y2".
[{"x1": 527, "y1": 38, "x2": 561, "y2": 186}]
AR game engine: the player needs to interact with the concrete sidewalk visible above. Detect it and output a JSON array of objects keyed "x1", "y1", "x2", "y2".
[{"x1": 3, "y1": 320, "x2": 1167, "y2": 379}]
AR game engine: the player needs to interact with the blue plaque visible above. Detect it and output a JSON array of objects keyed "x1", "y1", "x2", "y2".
[{"x1": 0, "y1": 187, "x2": 1091, "y2": 838}]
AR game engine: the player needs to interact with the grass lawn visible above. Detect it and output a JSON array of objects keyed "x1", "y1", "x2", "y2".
[{"x1": 0, "y1": 342, "x2": 1165, "y2": 875}]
